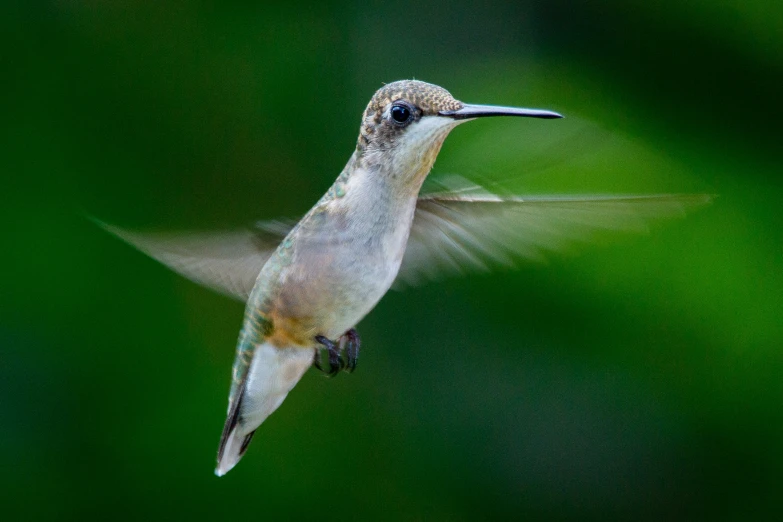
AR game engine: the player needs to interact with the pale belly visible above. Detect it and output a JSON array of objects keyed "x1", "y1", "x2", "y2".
[
  {"x1": 245, "y1": 167, "x2": 421, "y2": 346},
  {"x1": 273, "y1": 238, "x2": 403, "y2": 341},
  {"x1": 255, "y1": 206, "x2": 413, "y2": 345}
]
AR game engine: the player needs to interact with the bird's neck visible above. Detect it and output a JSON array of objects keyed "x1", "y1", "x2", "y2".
[
  {"x1": 322, "y1": 150, "x2": 426, "y2": 238},
  {"x1": 349, "y1": 135, "x2": 449, "y2": 198}
]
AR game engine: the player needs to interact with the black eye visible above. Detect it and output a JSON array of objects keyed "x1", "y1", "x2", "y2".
[{"x1": 390, "y1": 103, "x2": 413, "y2": 125}]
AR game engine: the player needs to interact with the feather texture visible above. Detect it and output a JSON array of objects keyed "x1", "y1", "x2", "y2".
[
  {"x1": 95, "y1": 219, "x2": 291, "y2": 301},
  {"x1": 95, "y1": 186, "x2": 712, "y2": 296},
  {"x1": 396, "y1": 186, "x2": 712, "y2": 286}
]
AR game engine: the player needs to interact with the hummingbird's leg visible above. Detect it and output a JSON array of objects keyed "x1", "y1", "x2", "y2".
[
  {"x1": 339, "y1": 328, "x2": 360, "y2": 373},
  {"x1": 313, "y1": 335, "x2": 344, "y2": 376}
]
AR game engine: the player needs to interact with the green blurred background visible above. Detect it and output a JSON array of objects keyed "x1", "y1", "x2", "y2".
[{"x1": 3, "y1": 1, "x2": 782, "y2": 520}]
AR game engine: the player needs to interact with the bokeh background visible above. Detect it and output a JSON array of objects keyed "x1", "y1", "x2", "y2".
[{"x1": 3, "y1": 1, "x2": 782, "y2": 520}]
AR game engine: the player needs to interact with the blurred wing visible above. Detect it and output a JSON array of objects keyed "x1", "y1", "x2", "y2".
[
  {"x1": 396, "y1": 189, "x2": 712, "y2": 287},
  {"x1": 96, "y1": 219, "x2": 293, "y2": 301}
]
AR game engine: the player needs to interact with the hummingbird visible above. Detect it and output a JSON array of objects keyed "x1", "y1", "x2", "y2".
[{"x1": 98, "y1": 80, "x2": 711, "y2": 476}]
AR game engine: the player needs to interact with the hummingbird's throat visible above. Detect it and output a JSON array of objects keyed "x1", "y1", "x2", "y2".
[{"x1": 385, "y1": 116, "x2": 463, "y2": 191}]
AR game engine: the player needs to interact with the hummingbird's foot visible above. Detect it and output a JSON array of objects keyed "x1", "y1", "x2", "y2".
[
  {"x1": 339, "y1": 328, "x2": 360, "y2": 373},
  {"x1": 312, "y1": 328, "x2": 360, "y2": 376},
  {"x1": 313, "y1": 335, "x2": 344, "y2": 376}
]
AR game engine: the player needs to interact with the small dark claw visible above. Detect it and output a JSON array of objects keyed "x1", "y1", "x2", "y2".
[
  {"x1": 313, "y1": 329, "x2": 361, "y2": 376},
  {"x1": 314, "y1": 335, "x2": 343, "y2": 376},
  {"x1": 312, "y1": 349, "x2": 323, "y2": 372},
  {"x1": 339, "y1": 328, "x2": 360, "y2": 373}
]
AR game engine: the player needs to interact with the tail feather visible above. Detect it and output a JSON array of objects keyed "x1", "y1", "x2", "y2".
[
  {"x1": 215, "y1": 388, "x2": 254, "y2": 477},
  {"x1": 215, "y1": 343, "x2": 314, "y2": 476},
  {"x1": 215, "y1": 427, "x2": 255, "y2": 477}
]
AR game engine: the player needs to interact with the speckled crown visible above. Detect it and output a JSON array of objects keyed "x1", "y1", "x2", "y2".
[{"x1": 363, "y1": 80, "x2": 463, "y2": 119}]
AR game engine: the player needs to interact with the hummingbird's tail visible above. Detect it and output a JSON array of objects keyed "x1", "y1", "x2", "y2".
[{"x1": 215, "y1": 342, "x2": 313, "y2": 476}]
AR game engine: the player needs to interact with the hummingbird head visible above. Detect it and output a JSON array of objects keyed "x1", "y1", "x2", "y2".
[{"x1": 355, "y1": 80, "x2": 562, "y2": 189}]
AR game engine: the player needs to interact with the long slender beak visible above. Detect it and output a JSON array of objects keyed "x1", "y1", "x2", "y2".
[{"x1": 439, "y1": 103, "x2": 563, "y2": 120}]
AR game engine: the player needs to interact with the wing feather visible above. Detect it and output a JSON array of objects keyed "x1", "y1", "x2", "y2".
[
  {"x1": 396, "y1": 190, "x2": 712, "y2": 287},
  {"x1": 96, "y1": 219, "x2": 292, "y2": 301}
]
